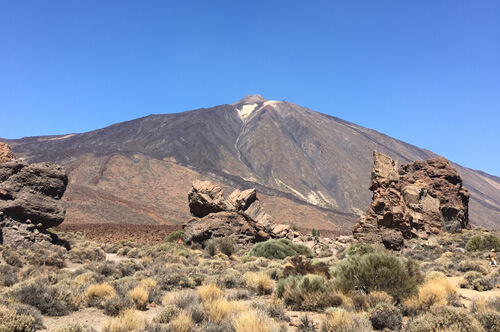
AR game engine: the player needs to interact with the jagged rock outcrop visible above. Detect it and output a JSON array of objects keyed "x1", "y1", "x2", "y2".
[
  {"x1": 353, "y1": 151, "x2": 470, "y2": 250},
  {"x1": 0, "y1": 142, "x2": 16, "y2": 163},
  {"x1": 183, "y1": 181, "x2": 300, "y2": 246},
  {"x1": 0, "y1": 158, "x2": 68, "y2": 245}
]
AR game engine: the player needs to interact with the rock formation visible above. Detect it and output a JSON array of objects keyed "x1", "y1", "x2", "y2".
[
  {"x1": 183, "y1": 181, "x2": 300, "y2": 246},
  {"x1": 0, "y1": 151, "x2": 68, "y2": 245},
  {"x1": 353, "y1": 151, "x2": 470, "y2": 250},
  {"x1": 0, "y1": 142, "x2": 16, "y2": 163}
]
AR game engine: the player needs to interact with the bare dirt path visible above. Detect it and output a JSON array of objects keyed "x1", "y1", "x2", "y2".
[{"x1": 449, "y1": 276, "x2": 500, "y2": 308}]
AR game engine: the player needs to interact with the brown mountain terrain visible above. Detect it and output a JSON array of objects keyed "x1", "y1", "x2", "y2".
[{"x1": 3, "y1": 95, "x2": 500, "y2": 232}]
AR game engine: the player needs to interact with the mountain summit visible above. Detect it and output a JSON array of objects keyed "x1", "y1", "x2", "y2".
[{"x1": 4, "y1": 96, "x2": 500, "y2": 231}]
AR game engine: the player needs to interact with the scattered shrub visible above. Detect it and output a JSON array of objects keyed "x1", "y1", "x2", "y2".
[
  {"x1": 2, "y1": 249, "x2": 23, "y2": 267},
  {"x1": 248, "y1": 239, "x2": 313, "y2": 259},
  {"x1": 403, "y1": 277, "x2": 457, "y2": 315},
  {"x1": 408, "y1": 306, "x2": 484, "y2": 332},
  {"x1": 204, "y1": 237, "x2": 236, "y2": 257},
  {"x1": 8, "y1": 304, "x2": 44, "y2": 330},
  {"x1": 320, "y1": 308, "x2": 373, "y2": 332},
  {"x1": 283, "y1": 255, "x2": 330, "y2": 279},
  {"x1": 458, "y1": 260, "x2": 487, "y2": 273},
  {"x1": 0, "y1": 306, "x2": 35, "y2": 332},
  {"x1": 52, "y1": 324, "x2": 95, "y2": 332},
  {"x1": 103, "y1": 295, "x2": 134, "y2": 316},
  {"x1": 170, "y1": 310, "x2": 193, "y2": 332},
  {"x1": 369, "y1": 303, "x2": 402, "y2": 331},
  {"x1": 204, "y1": 299, "x2": 244, "y2": 323},
  {"x1": 232, "y1": 310, "x2": 272, "y2": 332},
  {"x1": 333, "y1": 252, "x2": 422, "y2": 301},
  {"x1": 276, "y1": 275, "x2": 342, "y2": 311},
  {"x1": 0, "y1": 264, "x2": 18, "y2": 286},
  {"x1": 153, "y1": 305, "x2": 180, "y2": 324},
  {"x1": 12, "y1": 281, "x2": 72, "y2": 316},
  {"x1": 198, "y1": 284, "x2": 224, "y2": 303},
  {"x1": 165, "y1": 231, "x2": 185, "y2": 243},
  {"x1": 477, "y1": 311, "x2": 500, "y2": 332},
  {"x1": 341, "y1": 243, "x2": 380, "y2": 258},
  {"x1": 102, "y1": 309, "x2": 145, "y2": 332},
  {"x1": 243, "y1": 272, "x2": 274, "y2": 295},
  {"x1": 466, "y1": 233, "x2": 500, "y2": 252},
  {"x1": 128, "y1": 286, "x2": 149, "y2": 310}
]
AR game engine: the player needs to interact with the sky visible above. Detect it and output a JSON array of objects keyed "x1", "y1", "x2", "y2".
[{"x1": 1, "y1": 1, "x2": 499, "y2": 176}]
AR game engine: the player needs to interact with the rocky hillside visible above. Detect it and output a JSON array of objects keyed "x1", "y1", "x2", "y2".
[{"x1": 3, "y1": 95, "x2": 500, "y2": 231}]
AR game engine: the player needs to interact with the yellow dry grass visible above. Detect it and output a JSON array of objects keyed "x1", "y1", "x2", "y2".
[
  {"x1": 140, "y1": 277, "x2": 157, "y2": 289},
  {"x1": 170, "y1": 311, "x2": 193, "y2": 332},
  {"x1": 129, "y1": 286, "x2": 149, "y2": 309},
  {"x1": 323, "y1": 310, "x2": 355, "y2": 331},
  {"x1": 204, "y1": 299, "x2": 245, "y2": 323},
  {"x1": 243, "y1": 272, "x2": 274, "y2": 295},
  {"x1": 404, "y1": 277, "x2": 457, "y2": 311},
  {"x1": 102, "y1": 309, "x2": 145, "y2": 332},
  {"x1": 198, "y1": 283, "x2": 224, "y2": 303},
  {"x1": 232, "y1": 310, "x2": 272, "y2": 332},
  {"x1": 84, "y1": 283, "x2": 115, "y2": 300}
]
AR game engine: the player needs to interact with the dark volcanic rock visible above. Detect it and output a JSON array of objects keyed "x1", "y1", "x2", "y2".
[
  {"x1": 184, "y1": 181, "x2": 299, "y2": 246},
  {"x1": 0, "y1": 160, "x2": 68, "y2": 245},
  {"x1": 353, "y1": 151, "x2": 470, "y2": 249}
]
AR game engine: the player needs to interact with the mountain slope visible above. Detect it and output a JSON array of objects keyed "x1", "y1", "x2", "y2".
[{"x1": 4, "y1": 95, "x2": 500, "y2": 231}]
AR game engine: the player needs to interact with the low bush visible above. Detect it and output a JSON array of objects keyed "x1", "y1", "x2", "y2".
[
  {"x1": 9, "y1": 304, "x2": 44, "y2": 330},
  {"x1": 198, "y1": 284, "x2": 224, "y2": 303},
  {"x1": 204, "y1": 237, "x2": 236, "y2": 257},
  {"x1": 103, "y1": 295, "x2": 134, "y2": 316},
  {"x1": 243, "y1": 272, "x2": 274, "y2": 295},
  {"x1": 369, "y1": 303, "x2": 402, "y2": 331},
  {"x1": 232, "y1": 310, "x2": 272, "y2": 332},
  {"x1": 276, "y1": 275, "x2": 342, "y2": 311},
  {"x1": 332, "y1": 252, "x2": 422, "y2": 301},
  {"x1": 170, "y1": 310, "x2": 193, "y2": 332},
  {"x1": 466, "y1": 233, "x2": 500, "y2": 252},
  {"x1": 341, "y1": 243, "x2": 381, "y2": 258},
  {"x1": 408, "y1": 306, "x2": 484, "y2": 332},
  {"x1": 12, "y1": 281, "x2": 72, "y2": 316},
  {"x1": 403, "y1": 277, "x2": 457, "y2": 315},
  {"x1": 102, "y1": 309, "x2": 145, "y2": 332},
  {"x1": 0, "y1": 264, "x2": 18, "y2": 287},
  {"x1": 165, "y1": 230, "x2": 185, "y2": 243},
  {"x1": 477, "y1": 311, "x2": 500, "y2": 332},
  {"x1": 2, "y1": 249, "x2": 23, "y2": 267},
  {"x1": 458, "y1": 260, "x2": 487, "y2": 273},
  {"x1": 204, "y1": 299, "x2": 244, "y2": 323},
  {"x1": 153, "y1": 305, "x2": 180, "y2": 324},
  {"x1": 52, "y1": 324, "x2": 96, "y2": 332},
  {"x1": 0, "y1": 306, "x2": 35, "y2": 332},
  {"x1": 128, "y1": 286, "x2": 149, "y2": 310},
  {"x1": 320, "y1": 308, "x2": 373, "y2": 332},
  {"x1": 248, "y1": 239, "x2": 313, "y2": 259},
  {"x1": 283, "y1": 255, "x2": 330, "y2": 279}
]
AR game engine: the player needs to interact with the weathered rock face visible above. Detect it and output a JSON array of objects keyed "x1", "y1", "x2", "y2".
[
  {"x1": 0, "y1": 142, "x2": 16, "y2": 163},
  {"x1": 184, "y1": 181, "x2": 299, "y2": 246},
  {"x1": 353, "y1": 151, "x2": 470, "y2": 250},
  {"x1": 0, "y1": 159, "x2": 68, "y2": 245}
]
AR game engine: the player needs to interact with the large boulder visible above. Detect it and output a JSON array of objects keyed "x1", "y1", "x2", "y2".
[
  {"x1": 353, "y1": 151, "x2": 469, "y2": 250},
  {"x1": 0, "y1": 143, "x2": 16, "y2": 164},
  {"x1": 0, "y1": 159, "x2": 68, "y2": 245},
  {"x1": 184, "y1": 181, "x2": 298, "y2": 246}
]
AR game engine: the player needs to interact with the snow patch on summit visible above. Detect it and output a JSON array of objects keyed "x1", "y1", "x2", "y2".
[{"x1": 238, "y1": 103, "x2": 258, "y2": 120}]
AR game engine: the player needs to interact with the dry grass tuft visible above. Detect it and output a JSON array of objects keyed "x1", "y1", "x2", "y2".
[
  {"x1": 84, "y1": 283, "x2": 116, "y2": 300},
  {"x1": 244, "y1": 272, "x2": 275, "y2": 295},
  {"x1": 129, "y1": 286, "x2": 149, "y2": 310},
  {"x1": 102, "y1": 309, "x2": 145, "y2": 332},
  {"x1": 198, "y1": 283, "x2": 224, "y2": 303},
  {"x1": 140, "y1": 277, "x2": 157, "y2": 289},
  {"x1": 170, "y1": 310, "x2": 193, "y2": 332},
  {"x1": 404, "y1": 277, "x2": 457, "y2": 313},
  {"x1": 204, "y1": 299, "x2": 244, "y2": 323},
  {"x1": 232, "y1": 310, "x2": 272, "y2": 332}
]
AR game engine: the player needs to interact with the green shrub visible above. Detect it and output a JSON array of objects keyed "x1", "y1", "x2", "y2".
[
  {"x1": 477, "y1": 312, "x2": 500, "y2": 332},
  {"x1": 369, "y1": 303, "x2": 402, "y2": 331},
  {"x1": 332, "y1": 252, "x2": 422, "y2": 301},
  {"x1": 341, "y1": 243, "x2": 380, "y2": 258},
  {"x1": 408, "y1": 306, "x2": 484, "y2": 332},
  {"x1": 465, "y1": 233, "x2": 500, "y2": 252},
  {"x1": 248, "y1": 239, "x2": 313, "y2": 259},
  {"x1": 276, "y1": 275, "x2": 342, "y2": 311},
  {"x1": 165, "y1": 231, "x2": 185, "y2": 243}
]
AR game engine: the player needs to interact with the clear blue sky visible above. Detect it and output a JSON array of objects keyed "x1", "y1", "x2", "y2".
[{"x1": 1, "y1": 1, "x2": 499, "y2": 176}]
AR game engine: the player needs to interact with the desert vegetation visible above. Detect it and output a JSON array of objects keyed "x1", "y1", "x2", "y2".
[{"x1": 0, "y1": 229, "x2": 499, "y2": 331}]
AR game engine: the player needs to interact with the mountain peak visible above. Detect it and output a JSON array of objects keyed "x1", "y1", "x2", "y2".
[{"x1": 232, "y1": 94, "x2": 268, "y2": 106}]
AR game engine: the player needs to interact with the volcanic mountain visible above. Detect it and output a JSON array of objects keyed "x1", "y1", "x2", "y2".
[{"x1": 3, "y1": 95, "x2": 500, "y2": 232}]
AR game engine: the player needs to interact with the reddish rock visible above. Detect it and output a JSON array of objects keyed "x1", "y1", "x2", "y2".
[
  {"x1": 353, "y1": 151, "x2": 469, "y2": 250},
  {"x1": 227, "y1": 188, "x2": 257, "y2": 211},
  {"x1": 0, "y1": 143, "x2": 16, "y2": 164},
  {"x1": 188, "y1": 180, "x2": 233, "y2": 218}
]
